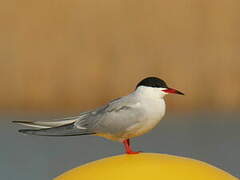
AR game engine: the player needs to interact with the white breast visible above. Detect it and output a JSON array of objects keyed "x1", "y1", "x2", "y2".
[
  {"x1": 123, "y1": 97, "x2": 166, "y2": 139},
  {"x1": 97, "y1": 86, "x2": 167, "y2": 141}
]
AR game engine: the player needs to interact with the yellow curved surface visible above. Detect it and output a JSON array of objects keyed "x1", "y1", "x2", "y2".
[{"x1": 54, "y1": 153, "x2": 238, "y2": 180}]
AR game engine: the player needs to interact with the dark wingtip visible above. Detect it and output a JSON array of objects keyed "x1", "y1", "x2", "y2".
[
  {"x1": 18, "y1": 129, "x2": 23, "y2": 133},
  {"x1": 18, "y1": 129, "x2": 28, "y2": 134},
  {"x1": 12, "y1": 121, "x2": 31, "y2": 124}
]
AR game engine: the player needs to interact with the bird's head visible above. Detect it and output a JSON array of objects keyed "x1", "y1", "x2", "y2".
[{"x1": 136, "y1": 77, "x2": 184, "y2": 98}]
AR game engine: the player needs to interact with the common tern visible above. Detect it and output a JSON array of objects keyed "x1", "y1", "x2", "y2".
[{"x1": 13, "y1": 77, "x2": 184, "y2": 154}]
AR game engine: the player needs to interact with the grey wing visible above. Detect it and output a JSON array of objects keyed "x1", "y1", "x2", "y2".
[
  {"x1": 18, "y1": 122, "x2": 94, "y2": 136},
  {"x1": 14, "y1": 111, "x2": 95, "y2": 136},
  {"x1": 74, "y1": 96, "x2": 144, "y2": 135}
]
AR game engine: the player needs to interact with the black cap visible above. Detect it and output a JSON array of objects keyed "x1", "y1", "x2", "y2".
[{"x1": 136, "y1": 77, "x2": 168, "y2": 88}]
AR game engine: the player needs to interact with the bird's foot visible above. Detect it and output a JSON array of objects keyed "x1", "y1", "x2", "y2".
[
  {"x1": 123, "y1": 139, "x2": 141, "y2": 155},
  {"x1": 126, "y1": 150, "x2": 141, "y2": 155}
]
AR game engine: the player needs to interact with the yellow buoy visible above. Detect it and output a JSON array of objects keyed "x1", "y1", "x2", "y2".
[{"x1": 54, "y1": 153, "x2": 238, "y2": 180}]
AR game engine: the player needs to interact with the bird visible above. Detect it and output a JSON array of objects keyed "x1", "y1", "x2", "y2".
[{"x1": 13, "y1": 77, "x2": 184, "y2": 154}]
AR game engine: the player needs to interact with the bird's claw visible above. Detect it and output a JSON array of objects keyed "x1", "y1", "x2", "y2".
[{"x1": 126, "y1": 151, "x2": 142, "y2": 155}]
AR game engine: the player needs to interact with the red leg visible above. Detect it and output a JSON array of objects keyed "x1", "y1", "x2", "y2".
[{"x1": 123, "y1": 139, "x2": 140, "y2": 154}]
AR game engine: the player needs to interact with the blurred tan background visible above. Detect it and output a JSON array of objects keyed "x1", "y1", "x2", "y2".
[
  {"x1": 1, "y1": 0, "x2": 240, "y2": 113},
  {"x1": 1, "y1": 2, "x2": 240, "y2": 179}
]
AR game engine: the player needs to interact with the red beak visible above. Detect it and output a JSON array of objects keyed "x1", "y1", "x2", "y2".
[{"x1": 162, "y1": 88, "x2": 184, "y2": 95}]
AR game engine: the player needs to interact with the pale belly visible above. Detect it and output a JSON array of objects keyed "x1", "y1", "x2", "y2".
[
  {"x1": 96, "y1": 114, "x2": 164, "y2": 141},
  {"x1": 96, "y1": 99, "x2": 166, "y2": 141}
]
